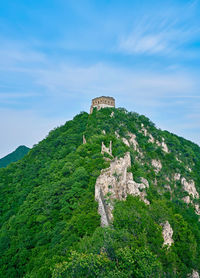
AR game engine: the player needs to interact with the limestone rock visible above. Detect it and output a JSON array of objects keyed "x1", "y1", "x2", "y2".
[
  {"x1": 182, "y1": 196, "x2": 191, "y2": 204},
  {"x1": 152, "y1": 159, "x2": 162, "y2": 173},
  {"x1": 95, "y1": 152, "x2": 149, "y2": 226},
  {"x1": 115, "y1": 131, "x2": 120, "y2": 139},
  {"x1": 195, "y1": 204, "x2": 200, "y2": 216},
  {"x1": 83, "y1": 135, "x2": 87, "y2": 144},
  {"x1": 174, "y1": 173, "x2": 181, "y2": 181},
  {"x1": 110, "y1": 111, "x2": 114, "y2": 118},
  {"x1": 141, "y1": 126, "x2": 169, "y2": 153},
  {"x1": 190, "y1": 270, "x2": 200, "y2": 278},
  {"x1": 122, "y1": 137, "x2": 130, "y2": 147},
  {"x1": 115, "y1": 131, "x2": 138, "y2": 151},
  {"x1": 181, "y1": 177, "x2": 199, "y2": 199},
  {"x1": 176, "y1": 157, "x2": 182, "y2": 163},
  {"x1": 162, "y1": 221, "x2": 174, "y2": 247},
  {"x1": 148, "y1": 134, "x2": 155, "y2": 143},
  {"x1": 101, "y1": 141, "x2": 112, "y2": 156},
  {"x1": 128, "y1": 132, "x2": 138, "y2": 151},
  {"x1": 161, "y1": 138, "x2": 169, "y2": 153},
  {"x1": 174, "y1": 174, "x2": 199, "y2": 200},
  {"x1": 187, "y1": 166, "x2": 192, "y2": 172},
  {"x1": 155, "y1": 138, "x2": 169, "y2": 153},
  {"x1": 140, "y1": 123, "x2": 148, "y2": 136}
]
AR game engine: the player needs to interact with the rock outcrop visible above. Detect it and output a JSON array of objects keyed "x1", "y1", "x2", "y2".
[
  {"x1": 140, "y1": 124, "x2": 169, "y2": 153},
  {"x1": 174, "y1": 174, "x2": 199, "y2": 199},
  {"x1": 115, "y1": 131, "x2": 138, "y2": 151},
  {"x1": 190, "y1": 270, "x2": 200, "y2": 278},
  {"x1": 101, "y1": 141, "x2": 112, "y2": 156},
  {"x1": 152, "y1": 159, "x2": 162, "y2": 173},
  {"x1": 174, "y1": 174, "x2": 199, "y2": 217},
  {"x1": 182, "y1": 196, "x2": 191, "y2": 204},
  {"x1": 83, "y1": 135, "x2": 87, "y2": 144},
  {"x1": 128, "y1": 132, "x2": 138, "y2": 151},
  {"x1": 181, "y1": 178, "x2": 199, "y2": 199},
  {"x1": 162, "y1": 221, "x2": 174, "y2": 248},
  {"x1": 95, "y1": 152, "x2": 149, "y2": 226}
]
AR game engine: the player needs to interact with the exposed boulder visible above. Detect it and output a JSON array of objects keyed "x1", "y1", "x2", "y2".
[
  {"x1": 182, "y1": 196, "x2": 191, "y2": 204},
  {"x1": 195, "y1": 204, "x2": 200, "y2": 216},
  {"x1": 148, "y1": 134, "x2": 155, "y2": 143},
  {"x1": 174, "y1": 173, "x2": 181, "y2": 181},
  {"x1": 190, "y1": 270, "x2": 200, "y2": 278},
  {"x1": 128, "y1": 132, "x2": 138, "y2": 151},
  {"x1": 181, "y1": 177, "x2": 199, "y2": 199},
  {"x1": 122, "y1": 137, "x2": 130, "y2": 147},
  {"x1": 162, "y1": 221, "x2": 174, "y2": 248},
  {"x1": 110, "y1": 111, "x2": 114, "y2": 118},
  {"x1": 101, "y1": 141, "x2": 112, "y2": 156},
  {"x1": 152, "y1": 159, "x2": 162, "y2": 173},
  {"x1": 83, "y1": 135, "x2": 87, "y2": 144}
]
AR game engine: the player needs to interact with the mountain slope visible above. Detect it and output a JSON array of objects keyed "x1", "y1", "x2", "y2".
[
  {"x1": 0, "y1": 145, "x2": 30, "y2": 168},
  {"x1": 0, "y1": 108, "x2": 200, "y2": 278}
]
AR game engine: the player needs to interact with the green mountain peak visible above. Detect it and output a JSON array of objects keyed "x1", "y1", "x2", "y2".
[
  {"x1": 0, "y1": 145, "x2": 30, "y2": 168},
  {"x1": 0, "y1": 107, "x2": 200, "y2": 277}
]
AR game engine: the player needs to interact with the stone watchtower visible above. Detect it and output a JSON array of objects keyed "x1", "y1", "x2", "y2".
[{"x1": 90, "y1": 96, "x2": 115, "y2": 114}]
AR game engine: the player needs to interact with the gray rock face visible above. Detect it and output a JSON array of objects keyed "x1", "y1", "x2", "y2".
[
  {"x1": 174, "y1": 174, "x2": 199, "y2": 199},
  {"x1": 174, "y1": 174, "x2": 199, "y2": 216},
  {"x1": 190, "y1": 270, "x2": 200, "y2": 278},
  {"x1": 95, "y1": 152, "x2": 149, "y2": 226},
  {"x1": 162, "y1": 221, "x2": 174, "y2": 247},
  {"x1": 195, "y1": 204, "x2": 200, "y2": 216},
  {"x1": 83, "y1": 135, "x2": 87, "y2": 144},
  {"x1": 152, "y1": 159, "x2": 162, "y2": 173},
  {"x1": 140, "y1": 125, "x2": 169, "y2": 153},
  {"x1": 181, "y1": 178, "x2": 199, "y2": 199},
  {"x1": 101, "y1": 141, "x2": 112, "y2": 156},
  {"x1": 115, "y1": 131, "x2": 138, "y2": 151},
  {"x1": 182, "y1": 196, "x2": 191, "y2": 204}
]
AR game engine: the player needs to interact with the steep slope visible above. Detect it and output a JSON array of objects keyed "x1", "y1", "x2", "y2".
[
  {"x1": 0, "y1": 145, "x2": 30, "y2": 168},
  {"x1": 0, "y1": 108, "x2": 200, "y2": 278}
]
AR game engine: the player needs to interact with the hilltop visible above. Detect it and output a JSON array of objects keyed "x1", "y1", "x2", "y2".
[
  {"x1": 0, "y1": 145, "x2": 30, "y2": 168},
  {"x1": 0, "y1": 107, "x2": 200, "y2": 278}
]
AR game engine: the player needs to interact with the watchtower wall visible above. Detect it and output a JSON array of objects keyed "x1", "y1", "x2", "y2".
[{"x1": 90, "y1": 96, "x2": 115, "y2": 113}]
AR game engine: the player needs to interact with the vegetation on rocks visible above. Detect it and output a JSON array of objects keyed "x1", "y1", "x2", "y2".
[{"x1": 0, "y1": 108, "x2": 200, "y2": 277}]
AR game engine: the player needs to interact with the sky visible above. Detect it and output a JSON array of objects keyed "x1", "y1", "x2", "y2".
[{"x1": 0, "y1": 0, "x2": 200, "y2": 157}]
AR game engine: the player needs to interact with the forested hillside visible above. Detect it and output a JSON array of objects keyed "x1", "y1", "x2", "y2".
[
  {"x1": 0, "y1": 108, "x2": 200, "y2": 278},
  {"x1": 0, "y1": 145, "x2": 30, "y2": 168}
]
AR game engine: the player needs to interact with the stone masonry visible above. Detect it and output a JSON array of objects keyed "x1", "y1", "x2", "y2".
[{"x1": 90, "y1": 96, "x2": 115, "y2": 113}]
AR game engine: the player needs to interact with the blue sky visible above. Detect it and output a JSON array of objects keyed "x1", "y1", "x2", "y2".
[{"x1": 0, "y1": 0, "x2": 200, "y2": 157}]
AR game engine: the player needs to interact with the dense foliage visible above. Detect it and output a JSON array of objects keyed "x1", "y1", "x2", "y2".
[
  {"x1": 0, "y1": 108, "x2": 200, "y2": 277},
  {"x1": 0, "y1": 145, "x2": 30, "y2": 168}
]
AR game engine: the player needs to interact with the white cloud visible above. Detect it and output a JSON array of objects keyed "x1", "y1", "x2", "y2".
[
  {"x1": 118, "y1": 4, "x2": 200, "y2": 56},
  {"x1": 119, "y1": 33, "x2": 167, "y2": 55},
  {"x1": 0, "y1": 36, "x2": 200, "y2": 156},
  {"x1": 35, "y1": 63, "x2": 198, "y2": 99}
]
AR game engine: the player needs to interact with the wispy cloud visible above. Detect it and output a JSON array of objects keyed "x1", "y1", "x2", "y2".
[{"x1": 118, "y1": 2, "x2": 200, "y2": 56}]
